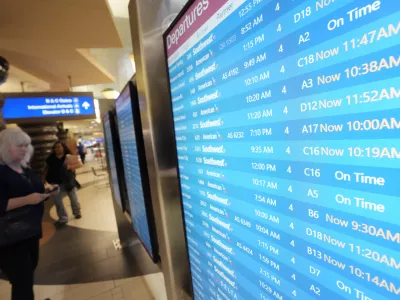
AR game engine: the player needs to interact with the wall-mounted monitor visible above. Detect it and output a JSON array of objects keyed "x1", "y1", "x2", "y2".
[
  {"x1": 103, "y1": 110, "x2": 127, "y2": 213},
  {"x1": 164, "y1": 1, "x2": 400, "y2": 299},
  {"x1": 115, "y1": 81, "x2": 159, "y2": 262},
  {"x1": 1, "y1": 92, "x2": 95, "y2": 123}
]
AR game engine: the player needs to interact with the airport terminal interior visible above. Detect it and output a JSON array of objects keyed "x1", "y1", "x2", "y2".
[
  {"x1": 0, "y1": 160, "x2": 161, "y2": 300},
  {"x1": 0, "y1": 0, "x2": 399, "y2": 300}
]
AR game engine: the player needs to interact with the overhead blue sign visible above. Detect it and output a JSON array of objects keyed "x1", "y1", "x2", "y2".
[{"x1": 2, "y1": 95, "x2": 95, "y2": 120}]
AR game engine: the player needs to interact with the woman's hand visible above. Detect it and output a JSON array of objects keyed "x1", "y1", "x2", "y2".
[
  {"x1": 7, "y1": 193, "x2": 50, "y2": 211},
  {"x1": 45, "y1": 184, "x2": 59, "y2": 194},
  {"x1": 26, "y1": 193, "x2": 49, "y2": 205},
  {"x1": 48, "y1": 185, "x2": 60, "y2": 198}
]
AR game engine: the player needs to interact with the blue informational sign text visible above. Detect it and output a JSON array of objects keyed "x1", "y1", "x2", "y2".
[{"x1": 2, "y1": 95, "x2": 95, "y2": 120}]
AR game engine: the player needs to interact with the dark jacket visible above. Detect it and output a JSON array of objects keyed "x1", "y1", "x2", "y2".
[
  {"x1": 60, "y1": 165, "x2": 76, "y2": 192},
  {"x1": 0, "y1": 165, "x2": 45, "y2": 243},
  {"x1": 46, "y1": 154, "x2": 76, "y2": 191}
]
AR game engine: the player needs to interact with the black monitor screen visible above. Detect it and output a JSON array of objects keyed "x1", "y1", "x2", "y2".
[
  {"x1": 115, "y1": 81, "x2": 158, "y2": 261},
  {"x1": 103, "y1": 111, "x2": 124, "y2": 210},
  {"x1": 164, "y1": 0, "x2": 400, "y2": 299}
]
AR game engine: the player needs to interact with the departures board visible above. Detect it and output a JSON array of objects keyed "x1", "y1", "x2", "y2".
[
  {"x1": 164, "y1": 0, "x2": 399, "y2": 299},
  {"x1": 115, "y1": 82, "x2": 158, "y2": 261}
]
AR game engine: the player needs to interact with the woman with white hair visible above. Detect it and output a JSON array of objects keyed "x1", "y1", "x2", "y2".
[{"x1": 0, "y1": 127, "x2": 57, "y2": 300}]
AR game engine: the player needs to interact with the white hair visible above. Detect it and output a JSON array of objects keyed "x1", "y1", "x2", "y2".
[{"x1": 0, "y1": 127, "x2": 34, "y2": 167}]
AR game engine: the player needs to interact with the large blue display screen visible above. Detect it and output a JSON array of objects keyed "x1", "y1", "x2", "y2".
[
  {"x1": 115, "y1": 85, "x2": 153, "y2": 256},
  {"x1": 165, "y1": 0, "x2": 399, "y2": 299},
  {"x1": 103, "y1": 113, "x2": 123, "y2": 210},
  {"x1": 2, "y1": 95, "x2": 95, "y2": 120}
]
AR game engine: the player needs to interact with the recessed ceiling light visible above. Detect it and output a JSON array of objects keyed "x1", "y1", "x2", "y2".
[{"x1": 101, "y1": 88, "x2": 120, "y2": 99}]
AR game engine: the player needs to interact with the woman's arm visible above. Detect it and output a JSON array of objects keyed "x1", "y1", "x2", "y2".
[
  {"x1": 65, "y1": 155, "x2": 82, "y2": 171},
  {"x1": 6, "y1": 193, "x2": 48, "y2": 211}
]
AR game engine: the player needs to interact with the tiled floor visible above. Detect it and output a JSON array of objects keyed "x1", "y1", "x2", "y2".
[
  {"x1": 0, "y1": 161, "x2": 163, "y2": 300},
  {"x1": 0, "y1": 276, "x2": 155, "y2": 300}
]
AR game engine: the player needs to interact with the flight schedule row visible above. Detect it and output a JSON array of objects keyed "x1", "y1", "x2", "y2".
[
  {"x1": 171, "y1": 79, "x2": 400, "y2": 125},
  {"x1": 176, "y1": 149, "x2": 399, "y2": 198},
  {"x1": 173, "y1": 109, "x2": 400, "y2": 143},
  {"x1": 175, "y1": 138, "x2": 400, "y2": 170}
]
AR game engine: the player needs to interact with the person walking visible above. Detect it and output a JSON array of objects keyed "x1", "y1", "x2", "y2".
[
  {"x1": 66, "y1": 130, "x2": 78, "y2": 156},
  {"x1": 43, "y1": 141, "x2": 82, "y2": 226},
  {"x1": 77, "y1": 142, "x2": 86, "y2": 164},
  {"x1": 66, "y1": 131, "x2": 81, "y2": 189},
  {"x1": 0, "y1": 127, "x2": 58, "y2": 300}
]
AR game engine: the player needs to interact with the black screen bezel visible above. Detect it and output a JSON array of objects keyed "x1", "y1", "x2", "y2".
[
  {"x1": 102, "y1": 110, "x2": 129, "y2": 214},
  {"x1": 162, "y1": 0, "x2": 202, "y2": 297},
  {"x1": 115, "y1": 80, "x2": 160, "y2": 263}
]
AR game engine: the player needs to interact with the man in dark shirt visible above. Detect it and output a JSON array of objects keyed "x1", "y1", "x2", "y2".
[{"x1": 77, "y1": 142, "x2": 86, "y2": 164}]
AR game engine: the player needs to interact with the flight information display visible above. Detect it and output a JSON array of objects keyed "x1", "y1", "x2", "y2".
[
  {"x1": 164, "y1": 0, "x2": 399, "y2": 299},
  {"x1": 115, "y1": 83, "x2": 155, "y2": 258},
  {"x1": 103, "y1": 112, "x2": 123, "y2": 210}
]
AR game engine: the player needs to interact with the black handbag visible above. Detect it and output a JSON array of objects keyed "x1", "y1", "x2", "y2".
[
  {"x1": 0, "y1": 169, "x2": 43, "y2": 247},
  {"x1": 0, "y1": 206, "x2": 42, "y2": 246}
]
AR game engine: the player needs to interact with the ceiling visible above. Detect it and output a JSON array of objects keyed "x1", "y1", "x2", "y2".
[
  {"x1": 0, "y1": 66, "x2": 50, "y2": 93},
  {"x1": 64, "y1": 119, "x2": 103, "y2": 136},
  {"x1": 0, "y1": 0, "x2": 124, "y2": 91},
  {"x1": 107, "y1": 0, "x2": 130, "y2": 18}
]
